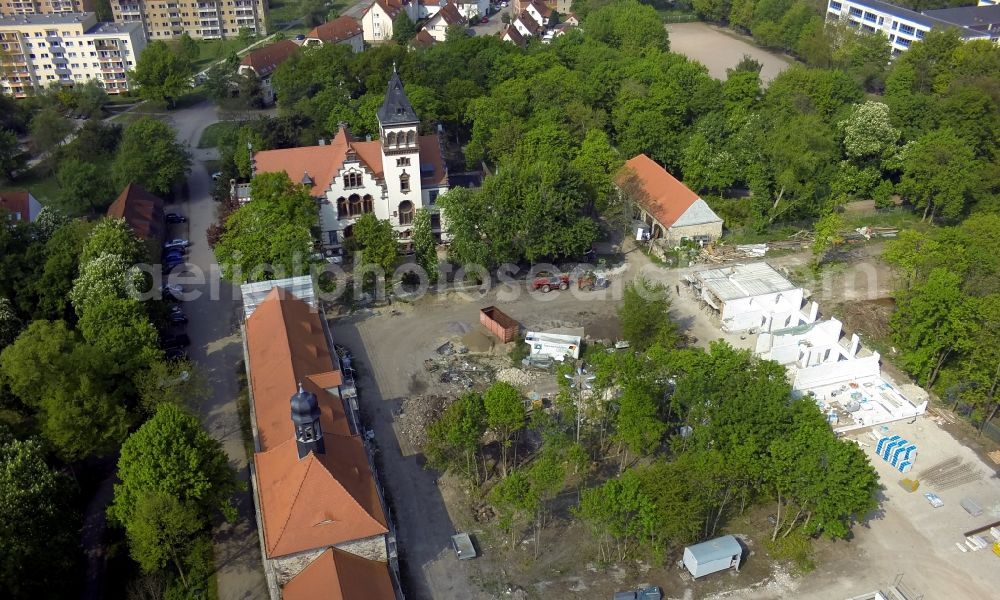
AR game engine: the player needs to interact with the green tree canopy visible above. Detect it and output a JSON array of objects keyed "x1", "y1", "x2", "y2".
[
  {"x1": 130, "y1": 40, "x2": 193, "y2": 107},
  {"x1": 392, "y1": 12, "x2": 418, "y2": 43},
  {"x1": 112, "y1": 117, "x2": 191, "y2": 196}
]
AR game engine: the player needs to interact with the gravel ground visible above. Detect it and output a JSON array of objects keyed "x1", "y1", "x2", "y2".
[{"x1": 666, "y1": 22, "x2": 793, "y2": 84}]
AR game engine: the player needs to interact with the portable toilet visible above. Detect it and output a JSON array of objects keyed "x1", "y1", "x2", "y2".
[{"x1": 682, "y1": 535, "x2": 743, "y2": 579}]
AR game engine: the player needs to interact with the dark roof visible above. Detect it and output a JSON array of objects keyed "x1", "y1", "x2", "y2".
[
  {"x1": 499, "y1": 23, "x2": 526, "y2": 47},
  {"x1": 845, "y1": 0, "x2": 991, "y2": 37},
  {"x1": 377, "y1": 70, "x2": 419, "y2": 126},
  {"x1": 433, "y1": 2, "x2": 463, "y2": 25},
  {"x1": 922, "y1": 5, "x2": 1000, "y2": 28},
  {"x1": 305, "y1": 15, "x2": 363, "y2": 43},
  {"x1": 516, "y1": 10, "x2": 544, "y2": 35},
  {"x1": 411, "y1": 28, "x2": 436, "y2": 48},
  {"x1": 106, "y1": 183, "x2": 164, "y2": 241},
  {"x1": 239, "y1": 39, "x2": 299, "y2": 77}
]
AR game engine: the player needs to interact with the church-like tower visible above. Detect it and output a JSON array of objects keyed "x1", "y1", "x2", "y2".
[
  {"x1": 290, "y1": 383, "x2": 324, "y2": 459},
  {"x1": 378, "y1": 66, "x2": 423, "y2": 215}
]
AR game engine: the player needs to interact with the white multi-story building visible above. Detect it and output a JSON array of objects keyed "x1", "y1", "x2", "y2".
[
  {"x1": 0, "y1": 12, "x2": 145, "y2": 98},
  {"x1": 825, "y1": 0, "x2": 993, "y2": 55},
  {"x1": 254, "y1": 68, "x2": 450, "y2": 254}
]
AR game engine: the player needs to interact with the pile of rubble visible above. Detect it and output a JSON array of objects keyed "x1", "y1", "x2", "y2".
[
  {"x1": 396, "y1": 395, "x2": 450, "y2": 450},
  {"x1": 496, "y1": 367, "x2": 534, "y2": 387}
]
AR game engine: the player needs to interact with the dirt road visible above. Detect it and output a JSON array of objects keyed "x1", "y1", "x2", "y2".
[{"x1": 667, "y1": 22, "x2": 793, "y2": 84}]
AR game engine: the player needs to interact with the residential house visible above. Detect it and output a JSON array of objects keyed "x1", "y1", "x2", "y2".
[
  {"x1": 0, "y1": 190, "x2": 41, "y2": 222},
  {"x1": 422, "y1": 1, "x2": 462, "y2": 41},
  {"x1": 498, "y1": 23, "x2": 526, "y2": 47},
  {"x1": 238, "y1": 39, "x2": 299, "y2": 105},
  {"x1": 824, "y1": 0, "x2": 993, "y2": 55},
  {"x1": 107, "y1": 182, "x2": 164, "y2": 243},
  {"x1": 455, "y1": 0, "x2": 488, "y2": 18},
  {"x1": 304, "y1": 15, "x2": 364, "y2": 51},
  {"x1": 409, "y1": 28, "x2": 436, "y2": 47},
  {"x1": 689, "y1": 262, "x2": 807, "y2": 333},
  {"x1": 109, "y1": 0, "x2": 268, "y2": 41},
  {"x1": 513, "y1": 0, "x2": 569, "y2": 17},
  {"x1": 254, "y1": 68, "x2": 450, "y2": 253},
  {"x1": 512, "y1": 10, "x2": 543, "y2": 38},
  {"x1": 0, "y1": 12, "x2": 146, "y2": 98},
  {"x1": 244, "y1": 286, "x2": 400, "y2": 599},
  {"x1": 524, "y1": 0, "x2": 550, "y2": 26},
  {"x1": 361, "y1": 0, "x2": 418, "y2": 43},
  {"x1": 616, "y1": 153, "x2": 723, "y2": 247},
  {"x1": 0, "y1": 0, "x2": 95, "y2": 16}
]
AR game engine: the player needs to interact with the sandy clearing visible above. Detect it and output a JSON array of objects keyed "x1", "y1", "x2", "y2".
[{"x1": 667, "y1": 22, "x2": 794, "y2": 84}]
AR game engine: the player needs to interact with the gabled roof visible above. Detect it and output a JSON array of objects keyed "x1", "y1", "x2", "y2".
[
  {"x1": 306, "y1": 15, "x2": 363, "y2": 44},
  {"x1": 282, "y1": 548, "x2": 396, "y2": 600},
  {"x1": 499, "y1": 24, "x2": 526, "y2": 47},
  {"x1": 515, "y1": 10, "x2": 544, "y2": 35},
  {"x1": 411, "y1": 28, "x2": 437, "y2": 47},
  {"x1": 366, "y1": 0, "x2": 405, "y2": 18},
  {"x1": 246, "y1": 287, "x2": 349, "y2": 451},
  {"x1": 378, "y1": 69, "x2": 420, "y2": 126},
  {"x1": 0, "y1": 191, "x2": 39, "y2": 223},
  {"x1": 239, "y1": 39, "x2": 298, "y2": 77},
  {"x1": 255, "y1": 435, "x2": 388, "y2": 557},
  {"x1": 528, "y1": 0, "x2": 551, "y2": 18},
  {"x1": 246, "y1": 289, "x2": 388, "y2": 558},
  {"x1": 430, "y1": 1, "x2": 462, "y2": 25},
  {"x1": 617, "y1": 154, "x2": 718, "y2": 230},
  {"x1": 106, "y1": 183, "x2": 164, "y2": 241}
]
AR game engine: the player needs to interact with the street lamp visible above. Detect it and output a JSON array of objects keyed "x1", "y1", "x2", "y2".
[{"x1": 565, "y1": 362, "x2": 595, "y2": 443}]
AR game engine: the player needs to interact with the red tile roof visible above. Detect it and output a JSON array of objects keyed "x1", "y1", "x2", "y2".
[
  {"x1": 433, "y1": 2, "x2": 463, "y2": 25},
  {"x1": 367, "y1": 0, "x2": 405, "y2": 18},
  {"x1": 516, "y1": 11, "x2": 543, "y2": 35},
  {"x1": 306, "y1": 16, "x2": 362, "y2": 44},
  {"x1": 106, "y1": 183, "x2": 164, "y2": 241},
  {"x1": 282, "y1": 548, "x2": 395, "y2": 600},
  {"x1": 411, "y1": 28, "x2": 436, "y2": 47},
  {"x1": 499, "y1": 24, "x2": 526, "y2": 47},
  {"x1": 0, "y1": 191, "x2": 38, "y2": 222},
  {"x1": 239, "y1": 39, "x2": 299, "y2": 77},
  {"x1": 254, "y1": 125, "x2": 447, "y2": 195},
  {"x1": 246, "y1": 288, "x2": 388, "y2": 558},
  {"x1": 529, "y1": 0, "x2": 552, "y2": 17},
  {"x1": 617, "y1": 154, "x2": 701, "y2": 229}
]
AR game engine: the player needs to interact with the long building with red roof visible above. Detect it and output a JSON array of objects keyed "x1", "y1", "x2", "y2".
[{"x1": 244, "y1": 286, "x2": 399, "y2": 599}]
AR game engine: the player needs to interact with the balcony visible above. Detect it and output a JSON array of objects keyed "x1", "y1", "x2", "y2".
[{"x1": 52, "y1": 55, "x2": 68, "y2": 64}]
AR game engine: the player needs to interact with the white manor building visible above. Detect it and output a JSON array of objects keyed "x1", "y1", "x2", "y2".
[{"x1": 253, "y1": 69, "x2": 449, "y2": 254}]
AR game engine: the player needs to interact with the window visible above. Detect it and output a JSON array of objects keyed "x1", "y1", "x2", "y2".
[
  {"x1": 398, "y1": 200, "x2": 414, "y2": 225},
  {"x1": 386, "y1": 131, "x2": 396, "y2": 146},
  {"x1": 343, "y1": 171, "x2": 362, "y2": 188},
  {"x1": 848, "y1": 6, "x2": 862, "y2": 17},
  {"x1": 399, "y1": 172, "x2": 410, "y2": 193},
  {"x1": 897, "y1": 37, "x2": 911, "y2": 47},
  {"x1": 829, "y1": 0, "x2": 841, "y2": 9},
  {"x1": 916, "y1": 30, "x2": 924, "y2": 39},
  {"x1": 898, "y1": 23, "x2": 915, "y2": 36},
  {"x1": 863, "y1": 11, "x2": 876, "y2": 23},
  {"x1": 406, "y1": 130, "x2": 415, "y2": 145},
  {"x1": 428, "y1": 190, "x2": 438, "y2": 205},
  {"x1": 396, "y1": 157, "x2": 410, "y2": 167}
]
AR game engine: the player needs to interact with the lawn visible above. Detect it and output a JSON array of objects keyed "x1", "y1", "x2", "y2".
[
  {"x1": 1, "y1": 164, "x2": 61, "y2": 206},
  {"x1": 168, "y1": 37, "x2": 250, "y2": 72},
  {"x1": 198, "y1": 121, "x2": 242, "y2": 148}
]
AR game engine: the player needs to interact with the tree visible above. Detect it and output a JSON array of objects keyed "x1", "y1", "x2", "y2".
[
  {"x1": 392, "y1": 12, "x2": 418, "y2": 43},
  {"x1": 78, "y1": 296, "x2": 160, "y2": 376},
  {"x1": 426, "y1": 392, "x2": 487, "y2": 481},
  {"x1": 237, "y1": 71, "x2": 264, "y2": 108},
  {"x1": 30, "y1": 108, "x2": 72, "y2": 160},
  {"x1": 54, "y1": 158, "x2": 118, "y2": 216},
  {"x1": 0, "y1": 319, "x2": 79, "y2": 401},
  {"x1": 126, "y1": 492, "x2": 203, "y2": 589},
  {"x1": 108, "y1": 403, "x2": 237, "y2": 532},
  {"x1": 618, "y1": 278, "x2": 678, "y2": 352},
  {"x1": 75, "y1": 79, "x2": 109, "y2": 119},
  {"x1": 129, "y1": 40, "x2": 193, "y2": 107},
  {"x1": 81, "y1": 217, "x2": 147, "y2": 266},
  {"x1": 300, "y1": 0, "x2": 328, "y2": 26},
  {"x1": 483, "y1": 381, "x2": 526, "y2": 477},
  {"x1": 213, "y1": 172, "x2": 316, "y2": 282},
  {"x1": 489, "y1": 469, "x2": 539, "y2": 546},
  {"x1": 898, "y1": 128, "x2": 978, "y2": 223},
  {"x1": 112, "y1": 117, "x2": 191, "y2": 196},
  {"x1": 548, "y1": 9, "x2": 562, "y2": 27},
  {"x1": 0, "y1": 438, "x2": 80, "y2": 599},
  {"x1": 412, "y1": 208, "x2": 438, "y2": 284},
  {"x1": 838, "y1": 101, "x2": 900, "y2": 164},
  {"x1": 0, "y1": 297, "x2": 22, "y2": 352},
  {"x1": 811, "y1": 211, "x2": 845, "y2": 268},
  {"x1": 40, "y1": 373, "x2": 131, "y2": 462},
  {"x1": 584, "y1": 0, "x2": 670, "y2": 54},
  {"x1": 0, "y1": 129, "x2": 27, "y2": 179},
  {"x1": 176, "y1": 33, "x2": 199, "y2": 66},
  {"x1": 70, "y1": 253, "x2": 142, "y2": 314},
  {"x1": 352, "y1": 213, "x2": 399, "y2": 285},
  {"x1": 203, "y1": 61, "x2": 235, "y2": 102},
  {"x1": 614, "y1": 381, "x2": 666, "y2": 468}
]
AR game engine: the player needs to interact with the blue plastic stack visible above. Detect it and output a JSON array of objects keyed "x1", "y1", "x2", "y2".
[
  {"x1": 876, "y1": 435, "x2": 900, "y2": 457},
  {"x1": 875, "y1": 434, "x2": 918, "y2": 472}
]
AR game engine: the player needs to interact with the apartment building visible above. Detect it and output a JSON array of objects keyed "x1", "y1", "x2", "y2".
[
  {"x1": 0, "y1": 0, "x2": 95, "y2": 16},
  {"x1": 825, "y1": 0, "x2": 993, "y2": 55},
  {"x1": 0, "y1": 12, "x2": 145, "y2": 97},
  {"x1": 110, "y1": 0, "x2": 268, "y2": 40}
]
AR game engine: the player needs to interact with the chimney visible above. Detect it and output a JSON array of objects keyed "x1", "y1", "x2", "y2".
[{"x1": 290, "y1": 383, "x2": 324, "y2": 459}]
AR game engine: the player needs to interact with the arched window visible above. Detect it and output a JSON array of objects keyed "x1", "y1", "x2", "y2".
[
  {"x1": 336, "y1": 197, "x2": 347, "y2": 219},
  {"x1": 343, "y1": 171, "x2": 362, "y2": 188},
  {"x1": 349, "y1": 194, "x2": 362, "y2": 216},
  {"x1": 398, "y1": 200, "x2": 414, "y2": 226},
  {"x1": 363, "y1": 194, "x2": 373, "y2": 214},
  {"x1": 399, "y1": 172, "x2": 410, "y2": 193},
  {"x1": 386, "y1": 131, "x2": 396, "y2": 147},
  {"x1": 406, "y1": 130, "x2": 416, "y2": 146}
]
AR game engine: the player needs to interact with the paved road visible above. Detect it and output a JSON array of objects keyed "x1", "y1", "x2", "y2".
[{"x1": 164, "y1": 100, "x2": 269, "y2": 600}]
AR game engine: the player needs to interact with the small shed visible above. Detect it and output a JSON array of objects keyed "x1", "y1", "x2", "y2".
[{"x1": 682, "y1": 535, "x2": 742, "y2": 579}]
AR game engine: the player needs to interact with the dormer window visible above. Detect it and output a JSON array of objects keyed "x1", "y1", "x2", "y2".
[{"x1": 343, "y1": 171, "x2": 362, "y2": 188}]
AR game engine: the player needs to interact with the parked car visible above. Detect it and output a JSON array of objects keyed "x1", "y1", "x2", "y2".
[
  {"x1": 165, "y1": 212, "x2": 187, "y2": 224},
  {"x1": 168, "y1": 312, "x2": 189, "y2": 324},
  {"x1": 613, "y1": 587, "x2": 662, "y2": 600},
  {"x1": 163, "y1": 238, "x2": 190, "y2": 250},
  {"x1": 211, "y1": 171, "x2": 223, "y2": 181},
  {"x1": 162, "y1": 333, "x2": 191, "y2": 349},
  {"x1": 164, "y1": 248, "x2": 185, "y2": 259},
  {"x1": 294, "y1": 33, "x2": 305, "y2": 40},
  {"x1": 161, "y1": 284, "x2": 183, "y2": 296},
  {"x1": 531, "y1": 271, "x2": 570, "y2": 293},
  {"x1": 481, "y1": 16, "x2": 489, "y2": 23}
]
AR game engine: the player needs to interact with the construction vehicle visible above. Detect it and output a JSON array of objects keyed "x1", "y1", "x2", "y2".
[
  {"x1": 531, "y1": 271, "x2": 570, "y2": 293},
  {"x1": 577, "y1": 271, "x2": 608, "y2": 291}
]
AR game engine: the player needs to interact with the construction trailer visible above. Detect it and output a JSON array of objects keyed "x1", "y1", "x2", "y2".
[
  {"x1": 524, "y1": 331, "x2": 582, "y2": 362},
  {"x1": 682, "y1": 535, "x2": 742, "y2": 579}
]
